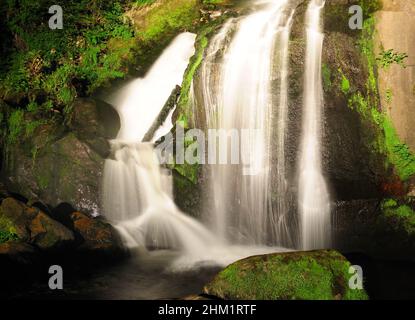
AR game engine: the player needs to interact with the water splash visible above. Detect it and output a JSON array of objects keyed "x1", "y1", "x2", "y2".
[{"x1": 298, "y1": 0, "x2": 331, "y2": 250}]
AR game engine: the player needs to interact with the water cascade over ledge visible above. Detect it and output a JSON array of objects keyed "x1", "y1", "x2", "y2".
[
  {"x1": 101, "y1": 32, "x2": 284, "y2": 267},
  {"x1": 298, "y1": 0, "x2": 331, "y2": 250},
  {"x1": 102, "y1": 33, "x2": 221, "y2": 264},
  {"x1": 102, "y1": 0, "x2": 332, "y2": 267},
  {"x1": 198, "y1": 0, "x2": 297, "y2": 246}
]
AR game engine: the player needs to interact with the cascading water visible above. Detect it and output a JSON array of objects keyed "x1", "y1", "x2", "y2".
[
  {"x1": 102, "y1": 33, "x2": 221, "y2": 262},
  {"x1": 198, "y1": 0, "x2": 296, "y2": 246},
  {"x1": 298, "y1": 0, "x2": 331, "y2": 250},
  {"x1": 102, "y1": 32, "x2": 283, "y2": 267},
  {"x1": 102, "y1": 0, "x2": 331, "y2": 267}
]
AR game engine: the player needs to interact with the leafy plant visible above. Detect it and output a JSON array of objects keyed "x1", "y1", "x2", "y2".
[
  {"x1": 385, "y1": 88, "x2": 393, "y2": 104},
  {"x1": 377, "y1": 49, "x2": 408, "y2": 69}
]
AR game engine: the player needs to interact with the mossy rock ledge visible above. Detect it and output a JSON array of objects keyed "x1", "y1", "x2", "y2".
[{"x1": 203, "y1": 250, "x2": 368, "y2": 300}]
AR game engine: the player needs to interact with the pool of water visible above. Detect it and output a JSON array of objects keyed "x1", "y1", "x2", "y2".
[{"x1": 9, "y1": 250, "x2": 223, "y2": 300}]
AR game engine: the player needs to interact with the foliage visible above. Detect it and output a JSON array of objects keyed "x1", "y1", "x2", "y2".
[
  {"x1": 0, "y1": 214, "x2": 19, "y2": 244},
  {"x1": 381, "y1": 199, "x2": 415, "y2": 236},
  {"x1": 135, "y1": 0, "x2": 199, "y2": 43},
  {"x1": 7, "y1": 109, "x2": 25, "y2": 144},
  {"x1": 322, "y1": 63, "x2": 332, "y2": 91},
  {"x1": 346, "y1": 14, "x2": 415, "y2": 181},
  {"x1": 376, "y1": 49, "x2": 408, "y2": 70},
  {"x1": 385, "y1": 88, "x2": 393, "y2": 104},
  {"x1": 0, "y1": 1, "x2": 136, "y2": 117},
  {"x1": 338, "y1": 69, "x2": 350, "y2": 95}
]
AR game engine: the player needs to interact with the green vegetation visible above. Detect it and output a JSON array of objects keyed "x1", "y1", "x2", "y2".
[
  {"x1": 381, "y1": 199, "x2": 415, "y2": 236},
  {"x1": 134, "y1": 0, "x2": 199, "y2": 43},
  {"x1": 177, "y1": 33, "x2": 209, "y2": 128},
  {"x1": 377, "y1": 49, "x2": 409, "y2": 70},
  {"x1": 205, "y1": 250, "x2": 368, "y2": 300},
  {"x1": 322, "y1": 63, "x2": 332, "y2": 91},
  {"x1": 385, "y1": 88, "x2": 393, "y2": 104},
  {"x1": 346, "y1": 14, "x2": 415, "y2": 182},
  {"x1": 0, "y1": 1, "x2": 136, "y2": 111},
  {"x1": 0, "y1": 0, "x2": 212, "y2": 148},
  {"x1": 0, "y1": 214, "x2": 19, "y2": 244},
  {"x1": 338, "y1": 69, "x2": 350, "y2": 95}
]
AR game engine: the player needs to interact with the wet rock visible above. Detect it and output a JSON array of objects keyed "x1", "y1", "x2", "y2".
[
  {"x1": 1, "y1": 97, "x2": 120, "y2": 214},
  {"x1": 0, "y1": 241, "x2": 37, "y2": 262},
  {"x1": 204, "y1": 250, "x2": 368, "y2": 300},
  {"x1": 69, "y1": 98, "x2": 120, "y2": 158},
  {"x1": 2, "y1": 123, "x2": 105, "y2": 215},
  {"x1": 29, "y1": 210, "x2": 75, "y2": 250},
  {"x1": 69, "y1": 211, "x2": 124, "y2": 255},
  {"x1": 0, "y1": 197, "x2": 75, "y2": 250}
]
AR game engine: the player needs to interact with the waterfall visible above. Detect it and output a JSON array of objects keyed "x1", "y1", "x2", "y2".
[
  {"x1": 102, "y1": 33, "x2": 221, "y2": 261},
  {"x1": 102, "y1": 0, "x2": 332, "y2": 266},
  {"x1": 298, "y1": 0, "x2": 331, "y2": 250},
  {"x1": 198, "y1": 0, "x2": 296, "y2": 246},
  {"x1": 101, "y1": 32, "x2": 284, "y2": 267}
]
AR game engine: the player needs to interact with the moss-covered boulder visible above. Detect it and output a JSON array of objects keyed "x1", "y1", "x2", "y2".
[
  {"x1": 204, "y1": 250, "x2": 368, "y2": 300},
  {"x1": 2, "y1": 121, "x2": 106, "y2": 215}
]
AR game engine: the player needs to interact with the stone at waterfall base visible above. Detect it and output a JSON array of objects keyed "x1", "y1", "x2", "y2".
[{"x1": 203, "y1": 250, "x2": 368, "y2": 300}]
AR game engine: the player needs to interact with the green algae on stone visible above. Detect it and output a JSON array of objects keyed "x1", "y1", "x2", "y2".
[
  {"x1": 381, "y1": 199, "x2": 415, "y2": 236},
  {"x1": 0, "y1": 214, "x2": 19, "y2": 244},
  {"x1": 204, "y1": 250, "x2": 368, "y2": 300}
]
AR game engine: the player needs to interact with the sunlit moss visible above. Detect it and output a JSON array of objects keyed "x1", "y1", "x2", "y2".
[
  {"x1": 205, "y1": 250, "x2": 368, "y2": 300},
  {"x1": 381, "y1": 199, "x2": 415, "y2": 236}
]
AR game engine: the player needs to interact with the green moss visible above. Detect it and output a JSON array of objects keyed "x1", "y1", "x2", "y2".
[
  {"x1": 381, "y1": 199, "x2": 415, "y2": 236},
  {"x1": 205, "y1": 250, "x2": 368, "y2": 300},
  {"x1": 177, "y1": 33, "x2": 209, "y2": 128},
  {"x1": 0, "y1": 214, "x2": 19, "y2": 244},
  {"x1": 322, "y1": 63, "x2": 332, "y2": 91},
  {"x1": 138, "y1": 0, "x2": 199, "y2": 43},
  {"x1": 0, "y1": 1, "x2": 136, "y2": 114},
  {"x1": 345, "y1": 12, "x2": 415, "y2": 182},
  {"x1": 339, "y1": 69, "x2": 350, "y2": 95},
  {"x1": 7, "y1": 109, "x2": 24, "y2": 144},
  {"x1": 383, "y1": 117, "x2": 415, "y2": 180}
]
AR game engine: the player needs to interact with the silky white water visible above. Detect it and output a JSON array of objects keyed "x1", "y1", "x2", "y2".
[
  {"x1": 199, "y1": 0, "x2": 296, "y2": 246},
  {"x1": 298, "y1": 0, "x2": 331, "y2": 250},
  {"x1": 102, "y1": 32, "x2": 286, "y2": 268},
  {"x1": 102, "y1": 33, "x2": 220, "y2": 262}
]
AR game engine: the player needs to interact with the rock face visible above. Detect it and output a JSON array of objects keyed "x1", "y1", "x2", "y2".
[
  {"x1": 375, "y1": 0, "x2": 415, "y2": 152},
  {"x1": 69, "y1": 98, "x2": 121, "y2": 157},
  {"x1": 284, "y1": 0, "x2": 386, "y2": 201},
  {"x1": 1, "y1": 98, "x2": 120, "y2": 214},
  {"x1": 204, "y1": 250, "x2": 368, "y2": 300}
]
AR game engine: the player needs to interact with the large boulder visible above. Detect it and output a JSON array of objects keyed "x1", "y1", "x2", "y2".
[
  {"x1": 0, "y1": 197, "x2": 75, "y2": 250},
  {"x1": 68, "y1": 98, "x2": 120, "y2": 158},
  {"x1": 204, "y1": 250, "x2": 368, "y2": 300},
  {"x1": 3, "y1": 129, "x2": 103, "y2": 214},
  {"x1": 68, "y1": 211, "x2": 124, "y2": 255}
]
